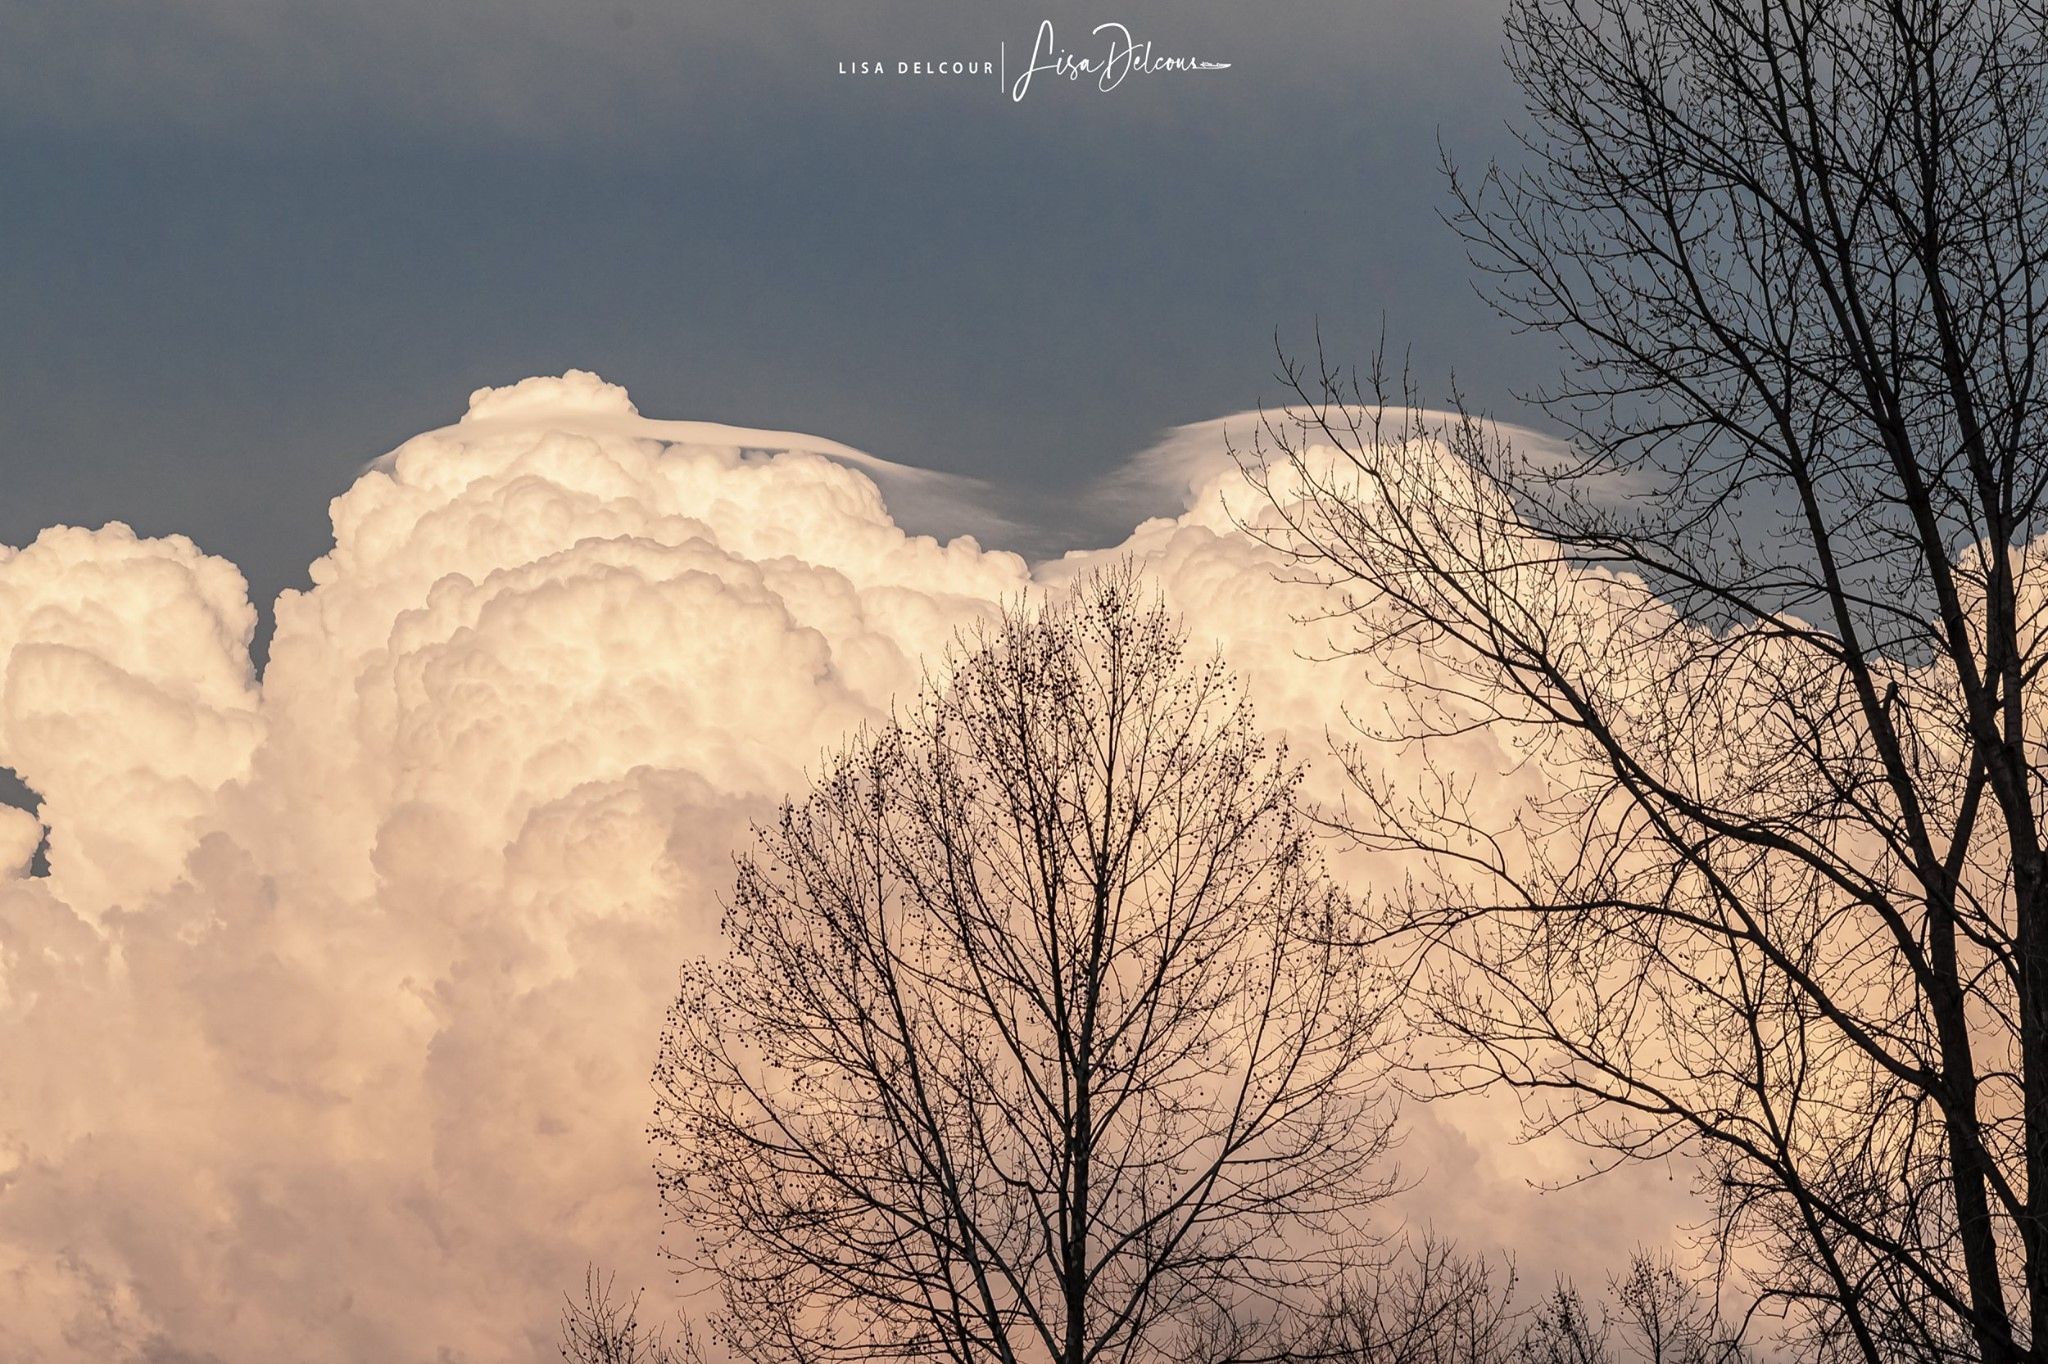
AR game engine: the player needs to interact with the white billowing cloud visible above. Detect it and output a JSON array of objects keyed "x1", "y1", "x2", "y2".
[
  {"x1": 0, "y1": 523, "x2": 260, "y2": 918},
  {"x1": 0, "y1": 372, "x2": 1689, "y2": 1363}
]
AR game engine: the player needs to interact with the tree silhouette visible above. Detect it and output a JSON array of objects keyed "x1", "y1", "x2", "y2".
[
  {"x1": 1247, "y1": 0, "x2": 2048, "y2": 1359},
  {"x1": 651, "y1": 568, "x2": 1395, "y2": 1364}
]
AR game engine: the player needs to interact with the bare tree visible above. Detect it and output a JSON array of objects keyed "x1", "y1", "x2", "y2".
[
  {"x1": 1293, "y1": 1242, "x2": 1739, "y2": 1364},
  {"x1": 1603, "y1": 1254, "x2": 1741, "y2": 1364},
  {"x1": 650, "y1": 568, "x2": 1396, "y2": 1364},
  {"x1": 1241, "y1": 0, "x2": 2048, "y2": 1361},
  {"x1": 560, "y1": 1267, "x2": 690, "y2": 1364},
  {"x1": 1297, "y1": 1238, "x2": 1526, "y2": 1364}
]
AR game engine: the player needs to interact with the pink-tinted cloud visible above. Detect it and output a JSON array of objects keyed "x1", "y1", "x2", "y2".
[{"x1": 0, "y1": 372, "x2": 1695, "y2": 1362}]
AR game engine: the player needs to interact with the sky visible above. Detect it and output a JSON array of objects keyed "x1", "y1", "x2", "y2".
[
  {"x1": 0, "y1": 0, "x2": 1552, "y2": 618},
  {"x1": 0, "y1": 6, "x2": 1689, "y2": 1362}
]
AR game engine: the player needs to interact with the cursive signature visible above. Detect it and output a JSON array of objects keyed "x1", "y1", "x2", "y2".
[{"x1": 1006, "y1": 21, "x2": 1230, "y2": 102}]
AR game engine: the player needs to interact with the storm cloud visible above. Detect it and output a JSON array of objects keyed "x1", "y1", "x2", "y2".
[{"x1": 0, "y1": 373, "x2": 1695, "y2": 1361}]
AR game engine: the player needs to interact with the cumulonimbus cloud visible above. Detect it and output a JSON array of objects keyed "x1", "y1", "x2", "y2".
[{"x1": 0, "y1": 371, "x2": 1692, "y2": 1362}]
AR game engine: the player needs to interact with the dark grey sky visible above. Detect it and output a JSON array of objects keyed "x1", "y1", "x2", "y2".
[{"x1": 0, "y1": 0, "x2": 1554, "y2": 626}]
